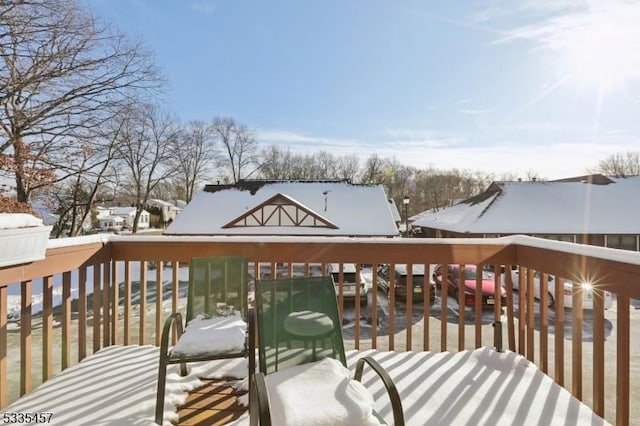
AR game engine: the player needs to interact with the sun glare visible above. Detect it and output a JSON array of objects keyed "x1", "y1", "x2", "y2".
[{"x1": 551, "y1": 5, "x2": 640, "y2": 93}]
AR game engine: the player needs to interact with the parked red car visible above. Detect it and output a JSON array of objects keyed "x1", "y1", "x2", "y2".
[{"x1": 433, "y1": 264, "x2": 506, "y2": 308}]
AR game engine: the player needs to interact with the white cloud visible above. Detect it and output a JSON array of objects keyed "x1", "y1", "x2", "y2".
[
  {"x1": 257, "y1": 129, "x2": 364, "y2": 149},
  {"x1": 256, "y1": 126, "x2": 636, "y2": 180},
  {"x1": 460, "y1": 108, "x2": 494, "y2": 115}
]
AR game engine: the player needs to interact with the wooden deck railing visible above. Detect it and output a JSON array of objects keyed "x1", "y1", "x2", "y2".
[{"x1": 1, "y1": 235, "x2": 639, "y2": 425}]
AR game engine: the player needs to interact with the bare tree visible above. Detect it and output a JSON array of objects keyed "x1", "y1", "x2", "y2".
[
  {"x1": 259, "y1": 145, "x2": 294, "y2": 179},
  {"x1": 172, "y1": 120, "x2": 216, "y2": 202},
  {"x1": 335, "y1": 155, "x2": 360, "y2": 181},
  {"x1": 360, "y1": 154, "x2": 388, "y2": 184},
  {"x1": 45, "y1": 109, "x2": 128, "y2": 236},
  {"x1": 590, "y1": 151, "x2": 640, "y2": 177},
  {"x1": 212, "y1": 117, "x2": 258, "y2": 183},
  {"x1": 114, "y1": 104, "x2": 178, "y2": 233},
  {"x1": 0, "y1": 0, "x2": 161, "y2": 203}
]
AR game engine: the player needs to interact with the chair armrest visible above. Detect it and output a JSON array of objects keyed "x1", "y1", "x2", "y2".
[
  {"x1": 160, "y1": 312, "x2": 184, "y2": 355},
  {"x1": 247, "y1": 307, "x2": 256, "y2": 392},
  {"x1": 354, "y1": 356, "x2": 405, "y2": 426},
  {"x1": 249, "y1": 372, "x2": 271, "y2": 426}
]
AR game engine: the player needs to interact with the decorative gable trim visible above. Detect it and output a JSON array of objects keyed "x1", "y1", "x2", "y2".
[{"x1": 222, "y1": 193, "x2": 338, "y2": 229}]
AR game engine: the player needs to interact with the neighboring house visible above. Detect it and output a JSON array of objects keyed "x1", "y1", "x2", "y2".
[
  {"x1": 95, "y1": 206, "x2": 151, "y2": 231},
  {"x1": 98, "y1": 215, "x2": 125, "y2": 232},
  {"x1": 411, "y1": 174, "x2": 640, "y2": 251},
  {"x1": 111, "y1": 207, "x2": 151, "y2": 230},
  {"x1": 164, "y1": 180, "x2": 399, "y2": 237},
  {"x1": 146, "y1": 199, "x2": 182, "y2": 224}
]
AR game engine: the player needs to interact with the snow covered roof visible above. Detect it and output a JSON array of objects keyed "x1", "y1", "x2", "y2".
[
  {"x1": 412, "y1": 176, "x2": 640, "y2": 234},
  {"x1": 147, "y1": 199, "x2": 174, "y2": 207},
  {"x1": 165, "y1": 180, "x2": 399, "y2": 236},
  {"x1": 110, "y1": 207, "x2": 149, "y2": 216},
  {"x1": 387, "y1": 198, "x2": 401, "y2": 222},
  {"x1": 111, "y1": 207, "x2": 137, "y2": 215}
]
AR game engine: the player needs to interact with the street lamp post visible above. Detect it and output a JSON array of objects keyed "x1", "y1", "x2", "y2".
[{"x1": 403, "y1": 194, "x2": 410, "y2": 238}]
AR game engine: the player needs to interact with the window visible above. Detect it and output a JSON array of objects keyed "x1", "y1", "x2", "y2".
[{"x1": 606, "y1": 235, "x2": 638, "y2": 251}]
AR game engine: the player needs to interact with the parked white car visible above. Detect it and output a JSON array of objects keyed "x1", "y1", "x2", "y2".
[
  {"x1": 329, "y1": 263, "x2": 371, "y2": 306},
  {"x1": 502, "y1": 268, "x2": 612, "y2": 310}
]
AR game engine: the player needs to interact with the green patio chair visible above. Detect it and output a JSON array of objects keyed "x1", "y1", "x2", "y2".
[
  {"x1": 155, "y1": 257, "x2": 255, "y2": 425},
  {"x1": 250, "y1": 276, "x2": 404, "y2": 425}
]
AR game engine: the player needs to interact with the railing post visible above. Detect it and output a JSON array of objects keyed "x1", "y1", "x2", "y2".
[
  {"x1": 156, "y1": 261, "x2": 164, "y2": 346},
  {"x1": 526, "y1": 269, "x2": 535, "y2": 362},
  {"x1": 571, "y1": 281, "x2": 583, "y2": 401},
  {"x1": 62, "y1": 272, "x2": 71, "y2": 370},
  {"x1": 102, "y1": 261, "x2": 111, "y2": 348},
  {"x1": 423, "y1": 264, "x2": 430, "y2": 352},
  {"x1": 554, "y1": 277, "x2": 565, "y2": 387},
  {"x1": 405, "y1": 264, "x2": 413, "y2": 351},
  {"x1": 517, "y1": 266, "x2": 526, "y2": 356},
  {"x1": 111, "y1": 261, "x2": 119, "y2": 345},
  {"x1": 92, "y1": 263, "x2": 101, "y2": 354},
  {"x1": 172, "y1": 261, "x2": 179, "y2": 345},
  {"x1": 388, "y1": 264, "x2": 395, "y2": 351},
  {"x1": 440, "y1": 263, "x2": 448, "y2": 352},
  {"x1": 592, "y1": 288, "x2": 605, "y2": 417},
  {"x1": 371, "y1": 265, "x2": 378, "y2": 350},
  {"x1": 78, "y1": 267, "x2": 87, "y2": 361},
  {"x1": 617, "y1": 295, "x2": 630, "y2": 426},
  {"x1": 504, "y1": 266, "x2": 516, "y2": 351},
  {"x1": 20, "y1": 280, "x2": 32, "y2": 396},
  {"x1": 42, "y1": 276, "x2": 53, "y2": 381},
  {"x1": 140, "y1": 261, "x2": 147, "y2": 345},
  {"x1": 493, "y1": 321, "x2": 502, "y2": 352},
  {"x1": 124, "y1": 261, "x2": 132, "y2": 345},
  {"x1": 0, "y1": 284, "x2": 7, "y2": 409},
  {"x1": 474, "y1": 264, "x2": 482, "y2": 348}
]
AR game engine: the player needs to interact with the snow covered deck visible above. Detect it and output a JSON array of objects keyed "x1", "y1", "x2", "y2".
[
  {"x1": 1, "y1": 235, "x2": 639, "y2": 424},
  {"x1": 1, "y1": 345, "x2": 608, "y2": 425}
]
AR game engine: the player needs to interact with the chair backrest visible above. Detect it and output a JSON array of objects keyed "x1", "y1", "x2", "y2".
[
  {"x1": 255, "y1": 276, "x2": 346, "y2": 375},
  {"x1": 187, "y1": 257, "x2": 249, "y2": 323}
]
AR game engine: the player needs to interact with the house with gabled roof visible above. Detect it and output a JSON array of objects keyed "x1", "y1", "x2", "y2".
[
  {"x1": 96, "y1": 206, "x2": 151, "y2": 231},
  {"x1": 411, "y1": 174, "x2": 640, "y2": 251},
  {"x1": 146, "y1": 199, "x2": 182, "y2": 224},
  {"x1": 164, "y1": 180, "x2": 399, "y2": 237}
]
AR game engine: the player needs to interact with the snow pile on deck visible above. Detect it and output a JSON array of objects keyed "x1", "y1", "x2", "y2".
[
  {"x1": 1, "y1": 345, "x2": 248, "y2": 426},
  {"x1": 350, "y1": 347, "x2": 610, "y2": 426},
  {"x1": 170, "y1": 314, "x2": 246, "y2": 357},
  {"x1": 260, "y1": 357, "x2": 379, "y2": 425}
]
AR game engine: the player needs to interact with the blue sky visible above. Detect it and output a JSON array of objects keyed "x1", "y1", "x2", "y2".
[{"x1": 88, "y1": 0, "x2": 640, "y2": 179}]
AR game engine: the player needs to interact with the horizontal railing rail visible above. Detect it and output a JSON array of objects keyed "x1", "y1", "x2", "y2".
[{"x1": 0, "y1": 235, "x2": 638, "y2": 425}]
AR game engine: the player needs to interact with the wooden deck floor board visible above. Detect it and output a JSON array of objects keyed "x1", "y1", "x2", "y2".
[{"x1": 177, "y1": 379, "x2": 247, "y2": 426}]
